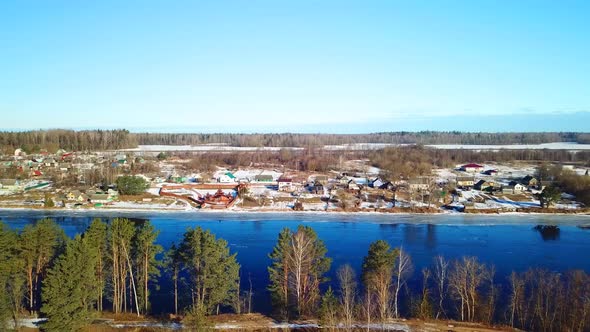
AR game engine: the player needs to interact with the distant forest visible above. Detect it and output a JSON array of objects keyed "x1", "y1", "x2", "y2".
[
  {"x1": 0, "y1": 129, "x2": 137, "y2": 153},
  {"x1": 134, "y1": 131, "x2": 590, "y2": 147},
  {"x1": 1, "y1": 130, "x2": 590, "y2": 153}
]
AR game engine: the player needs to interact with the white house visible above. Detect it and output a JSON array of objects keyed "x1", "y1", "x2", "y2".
[
  {"x1": 502, "y1": 182, "x2": 525, "y2": 194},
  {"x1": 460, "y1": 163, "x2": 484, "y2": 173},
  {"x1": 278, "y1": 178, "x2": 293, "y2": 191},
  {"x1": 217, "y1": 172, "x2": 236, "y2": 183}
]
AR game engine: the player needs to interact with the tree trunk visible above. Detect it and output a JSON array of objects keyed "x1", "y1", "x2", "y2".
[{"x1": 122, "y1": 241, "x2": 140, "y2": 316}]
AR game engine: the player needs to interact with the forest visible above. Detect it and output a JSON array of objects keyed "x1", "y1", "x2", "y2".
[
  {"x1": 133, "y1": 131, "x2": 590, "y2": 147},
  {"x1": 1, "y1": 130, "x2": 590, "y2": 153},
  {"x1": 1, "y1": 219, "x2": 589, "y2": 332},
  {"x1": 0, "y1": 129, "x2": 136, "y2": 153}
]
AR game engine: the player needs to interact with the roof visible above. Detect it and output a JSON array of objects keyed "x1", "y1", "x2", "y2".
[
  {"x1": 277, "y1": 178, "x2": 292, "y2": 183},
  {"x1": 224, "y1": 172, "x2": 236, "y2": 179},
  {"x1": 462, "y1": 163, "x2": 484, "y2": 168},
  {"x1": 522, "y1": 175, "x2": 536, "y2": 182}
]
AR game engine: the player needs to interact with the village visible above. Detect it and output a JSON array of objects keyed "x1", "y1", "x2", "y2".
[{"x1": 0, "y1": 147, "x2": 588, "y2": 213}]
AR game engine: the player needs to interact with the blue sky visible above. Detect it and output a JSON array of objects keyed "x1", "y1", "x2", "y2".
[{"x1": 0, "y1": 1, "x2": 589, "y2": 133}]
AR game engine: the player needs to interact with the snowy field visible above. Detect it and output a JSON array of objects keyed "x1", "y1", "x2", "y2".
[
  {"x1": 427, "y1": 142, "x2": 590, "y2": 150},
  {"x1": 118, "y1": 142, "x2": 590, "y2": 152}
]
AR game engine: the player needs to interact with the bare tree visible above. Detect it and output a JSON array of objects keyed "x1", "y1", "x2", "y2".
[
  {"x1": 417, "y1": 268, "x2": 433, "y2": 319},
  {"x1": 508, "y1": 271, "x2": 524, "y2": 327},
  {"x1": 337, "y1": 264, "x2": 357, "y2": 327},
  {"x1": 433, "y1": 255, "x2": 449, "y2": 319},
  {"x1": 449, "y1": 256, "x2": 488, "y2": 322},
  {"x1": 393, "y1": 247, "x2": 413, "y2": 318}
]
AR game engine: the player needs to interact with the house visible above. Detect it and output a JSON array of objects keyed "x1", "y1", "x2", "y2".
[
  {"x1": 66, "y1": 191, "x2": 87, "y2": 202},
  {"x1": 44, "y1": 158, "x2": 57, "y2": 167},
  {"x1": 217, "y1": 172, "x2": 236, "y2": 183},
  {"x1": 254, "y1": 174, "x2": 274, "y2": 182},
  {"x1": 474, "y1": 180, "x2": 494, "y2": 191},
  {"x1": 409, "y1": 177, "x2": 431, "y2": 191},
  {"x1": 460, "y1": 163, "x2": 484, "y2": 173},
  {"x1": 456, "y1": 176, "x2": 475, "y2": 188},
  {"x1": 482, "y1": 169, "x2": 498, "y2": 176},
  {"x1": 313, "y1": 175, "x2": 329, "y2": 183},
  {"x1": 347, "y1": 180, "x2": 361, "y2": 192},
  {"x1": 339, "y1": 175, "x2": 352, "y2": 185},
  {"x1": 520, "y1": 175, "x2": 538, "y2": 187},
  {"x1": 377, "y1": 181, "x2": 395, "y2": 190},
  {"x1": 277, "y1": 178, "x2": 293, "y2": 191},
  {"x1": 371, "y1": 177, "x2": 385, "y2": 188},
  {"x1": 309, "y1": 181, "x2": 324, "y2": 194},
  {"x1": 502, "y1": 181, "x2": 526, "y2": 194}
]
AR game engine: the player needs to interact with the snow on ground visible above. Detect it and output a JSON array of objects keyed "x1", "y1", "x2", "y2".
[
  {"x1": 428, "y1": 142, "x2": 590, "y2": 150},
  {"x1": 119, "y1": 145, "x2": 304, "y2": 152},
  {"x1": 119, "y1": 142, "x2": 590, "y2": 153},
  {"x1": 324, "y1": 143, "x2": 403, "y2": 150}
]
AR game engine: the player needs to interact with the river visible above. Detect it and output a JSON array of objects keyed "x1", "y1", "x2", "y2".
[{"x1": 1, "y1": 210, "x2": 589, "y2": 315}]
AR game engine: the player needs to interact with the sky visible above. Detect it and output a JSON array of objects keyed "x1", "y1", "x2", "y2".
[{"x1": 0, "y1": 1, "x2": 589, "y2": 133}]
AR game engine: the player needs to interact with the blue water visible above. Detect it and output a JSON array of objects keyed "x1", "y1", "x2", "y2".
[{"x1": 1, "y1": 210, "x2": 589, "y2": 314}]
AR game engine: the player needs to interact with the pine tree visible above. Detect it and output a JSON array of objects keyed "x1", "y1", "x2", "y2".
[
  {"x1": 361, "y1": 240, "x2": 398, "y2": 321},
  {"x1": 179, "y1": 227, "x2": 240, "y2": 314},
  {"x1": 319, "y1": 287, "x2": 339, "y2": 326},
  {"x1": 132, "y1": 221, "x2": 162, "y2": 314},
  {"x1": 164, "y1": 243, "x2": 183, "y2": 315},
  {"x1": 108, "y1": 218, "x2": 137, "y2": 314},
  {"x1": 267, "y1": 228, "x2": 292, "y2": 319},
  {"x1": 84, "y1": 219, "x2": 108, "y2": 312},
  {"x1": 19, "y1": 218, "x2": 66, "y2": 313},
  {"x1": 0, "y1": 222, "x2": 26, "y2": 330},
  {"x1": 41, "y1": 235, "x2": 99, "y2": 331}
]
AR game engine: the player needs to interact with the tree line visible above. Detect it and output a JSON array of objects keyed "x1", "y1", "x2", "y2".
[
  {"x1": 2, "y1": 130, "x2": 589, "y2": 153},
  {"x1": 1, "y1": 220, "x2": 589, "y2": 331},
  {"x1": 0, "y1": 129, "x2": 136, "y2": 154},
  {"x1": 0, "y1": 218, "x2": 239, "y2": 331},
  {"x1": 134, "y1": 131, "x2": 590, "y2": 147}
]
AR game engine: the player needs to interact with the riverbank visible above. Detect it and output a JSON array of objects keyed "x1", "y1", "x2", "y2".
[
  {"x1": 1, "y1": 204, "x2": 589, "y2": 217},
  {"x1": 16, "y1": 313, "x2": 520, "y2": 331}
]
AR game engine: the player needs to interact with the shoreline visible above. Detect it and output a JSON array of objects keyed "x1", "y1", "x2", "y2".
[{"x1": 0, "y1": 207, "x2": 590, "y2": 217}]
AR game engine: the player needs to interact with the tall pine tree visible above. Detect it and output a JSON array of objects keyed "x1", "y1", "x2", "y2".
[
  {"x1": 41, "y1": 235, "x2": 99, "y2": 331},
  {"x1": 0, "y1": 222, "x2": 26, "y2": 330},
  {"x1": 179, "y1": 227, "x2": 240, "y2": 314},
  {"x1": 132, "y1": 221, "x2": 162, "y2": 314}
]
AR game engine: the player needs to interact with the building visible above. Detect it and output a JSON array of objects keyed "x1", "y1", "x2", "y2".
[
  {"x1": 309, "y1": 181, "x2": 324, "y2": 194},
  {"x1": 409, "y1": 177, "x2": 431, "y2": 191},
  {"x1": 482, "y1": 169, "x2": 498, "y2": 176},
  {"x1": 371, "y1": 177, "x2": 385, "y2": 188},
  {"x1": 521, "y1": 175, "x2": 538, "y2": 187},
  {"x1": 460, "y1": 163, "x2": 484, "y2": 173},
  {"x1": 502, "y1": 182, "x2": 526, "y2": 194},
  {"x1": 456, "y1": 176, "x2": 475, "y2": 188},
  {"x1": 254, "y1": 174, "x2": 274, "y2": 182},
  {"x1": 277, "y1": 178, "x2": 293, "y2": 191},
  {"x1": 474, "y1": 180, "x2": 494, "y2": 191},
  {"x1": 217, "y1": 172, "x2": 236, "y2": 183}
]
